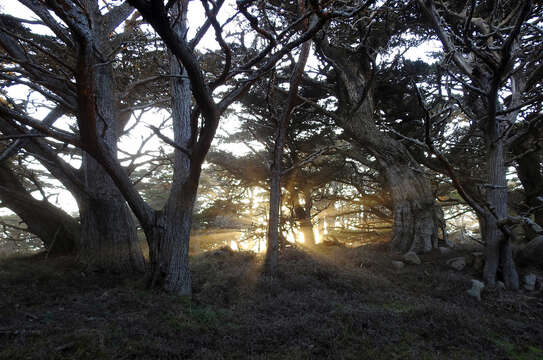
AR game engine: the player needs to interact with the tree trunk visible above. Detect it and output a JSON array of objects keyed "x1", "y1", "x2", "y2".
[
  {"x1": 265, "y1": 14, "x2": 312, "y2": 273},
  {"x1": 482, "y1": 140, "x2": 519, "y2": 289},
  {"x1": 265, "y1": 158, "x2": 281, "y2": 274},
  {"x1": 384, "y1": 162, "x2": 438, "y2": 253},
  {"x1": 300, "y1": 216, "x2": 315, "y2": 246},
  {"x1": 145, "y1": 201, "x2": 193, "y2": 296},
  {"x1": 78, "y1": 169, "x2": 144, "y2": 273},
  {"x1": 0, "y1": 164, "x2": 79, "y2": 254},
  {"x1": 315, "y1": 36, "x2": 438, "y2": 255},
  {"x1": 144, "y1": 5, "x2": 195, "y2": 295},
  {"x1": 77, "y1": 29, "x2": 144, "y2": 273},
  {"x1": 301, "y1": 192, "x2": 315, "y2": 246}
]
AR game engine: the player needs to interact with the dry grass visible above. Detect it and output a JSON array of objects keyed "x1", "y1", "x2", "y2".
[{"x1": 1, "y1": 244, "x2": 542, "y2": 359}]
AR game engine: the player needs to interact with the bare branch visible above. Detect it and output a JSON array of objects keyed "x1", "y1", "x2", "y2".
[{"x1": 147, "y1": 125, "x2": 192, "y2": 159}]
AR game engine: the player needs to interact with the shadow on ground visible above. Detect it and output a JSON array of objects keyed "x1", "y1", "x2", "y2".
[{"x1": 1, "y1": 244, "x2": 542, "y2": 359}]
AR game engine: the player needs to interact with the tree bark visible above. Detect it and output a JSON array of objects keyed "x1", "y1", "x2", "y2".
[
  {"x1": 415, "y1": 0, "x2": 529, "y2": 290},
  {"x1": 145, "y1": 204, "x2": 194, "y2": 296},
  {"x1": 0, "y1": 1, "x2": 145, "y2": 272},
  {"x1": 384, "y1": 162, "x2": 438, "y2": 253},
  {"x1": 482, "y1": 139, "x2": 519, "y2": 289},
  {"x1": 0, "y1": 164, "x2": 79, "y2": 254},
  {"x1": 316, "y1": 37, "x2": 439, "y2": 254},
  {"x1": 144, "y1": 2, "x2": 194, "y2": 295},
  {"x1": 76, "y1": 19, "x2": 144, "y2": 273}
]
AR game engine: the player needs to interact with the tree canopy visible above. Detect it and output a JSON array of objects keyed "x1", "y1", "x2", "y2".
[{"x1": 0, "y1": 0, "x2": 542, "y2": 295}]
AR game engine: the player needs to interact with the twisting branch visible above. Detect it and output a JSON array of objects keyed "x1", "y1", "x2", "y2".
[
  {"x1": 188, "y1": 0, "x2": 226, "y2": 49},
  {"x1": 0, "y1": 106, "x2": 81, "y2": 147},
  {"x1": 222, "y1": 129, "x2": 269, "y2": 167},
  {"x1": 147, "y1": 125, "x2": 192, "y2": 158},
  {"x1": 282, "y1": 145, "x2": 340, "y2": 175},
  {"x1": 413, "y1": 81, "x2": 485, "y2": 215},
  {"x1": 201, "y1": 0, "x2": 232, "y2": 89},
  {"x1": 0, "y1": 106, "x2": 64, "y2": 163},
  {"x1": 128, "y1": 0, "x2": 218, "y2": 141},
  {"x1": 236, "y1": 0, "x2": 276, "y2": 45}
]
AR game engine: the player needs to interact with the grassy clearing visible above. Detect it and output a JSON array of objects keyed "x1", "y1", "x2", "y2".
[{"x1": 0, "y1": 245, "x2": 542, "y2": 359}]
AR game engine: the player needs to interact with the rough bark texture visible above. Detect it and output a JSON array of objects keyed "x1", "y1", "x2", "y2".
[
  {"x1": 0, "y1": 1, "x2": 145, "y2": 272},
  {"x1": 0, "y1": 164, "x2": 79, "y2": 254},
  {"x1": 76, "y1": 8, "x2": 145, "y2": 273},
  {"x1": 161, "y1": 31, "x2": 194, "y2": 295},
  {"x1": 316, "y1": 38, "x2": 438, "y2": 254},
  {"x1": 462, "y1": 71, "x2": 518, "y2": 288},
  {"x1": 144, "y1": 2, "x2": 194, "y2": 295},
  {"x1": 78, "y1": 192, "x2": 143, "y2": 272},
  {"x1": 384, "y1": 163, "x2": 438, "y2": 253},
  {"x1": 415, "y1": 0, "x2": 530, "y2": 290},
  {"x1": 481, "y1": 136, "x2": 518, "y2": 288}
]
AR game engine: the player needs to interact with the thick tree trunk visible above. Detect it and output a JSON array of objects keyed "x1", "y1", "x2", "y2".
[
  {"x1": 316, "y1": 37, "x2": 438, "y2": 255},
  {"x1": 78, "y1": 166, "x2": 144, "y2": 273},
  {"x1": 0, "y1": 2, "x2": 145, "y2": 271},
  {"x1": 482, "y1": 140, "x2": 519, "y2": 289},
  {"x1": 384, "y1": 162, "x2": 438, "y2": 253},
  {"x1": 265, "y1": 15, "x2": 312, "y2": 273},
  {"x1": 145, "y1": 203, "x2": 193, "y2": 296},
  {"x1": 77, "y1": 30, "x2": 144, "y2": 273},
  {"x1": 0, "y1": 164, "x2": 79, "y2": 254},
  {"x1": 144, "y1": 6, "x2": 195, "y2": 295}
]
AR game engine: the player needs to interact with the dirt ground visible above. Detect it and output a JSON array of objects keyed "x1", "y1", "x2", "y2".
[{"x1": 1, "y1": 243, "x2": 542, "y2": 359}]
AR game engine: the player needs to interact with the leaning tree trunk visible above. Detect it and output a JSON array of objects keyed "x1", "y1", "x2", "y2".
[
  {"x1": 0, "y1": 164, "x2": 79, "y2": 254},
  {"x1": 383, "y1": 162, "x2": 438, "y2": 253},
  {"x1": 315, "y1": 35, "x2": 439, "y2": 255}
]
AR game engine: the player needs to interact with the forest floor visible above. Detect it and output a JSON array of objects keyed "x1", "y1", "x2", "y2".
[{"x1": 1, "y1": 243, "x2": 542, "y2": 359}]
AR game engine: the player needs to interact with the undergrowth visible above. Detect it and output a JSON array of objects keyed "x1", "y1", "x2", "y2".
[{"x1": 0, "y1": 245, "x2": 542, "y2": 359}]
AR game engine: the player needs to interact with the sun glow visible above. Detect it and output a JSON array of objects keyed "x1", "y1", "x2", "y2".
[
  {"x1": 198, "y1": 185, "x2": 336, "y2": 253},
  {"x1": 286, "y1": 231, "x2": 295, "y2": 243},
  {"x1": 314, "y1": 228, "x2": 321, "y2": 244}
]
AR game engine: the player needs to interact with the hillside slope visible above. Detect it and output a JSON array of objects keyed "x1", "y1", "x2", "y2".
[{"x1": 1, "y1": 245, "x2": 542, "y2": 359}]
